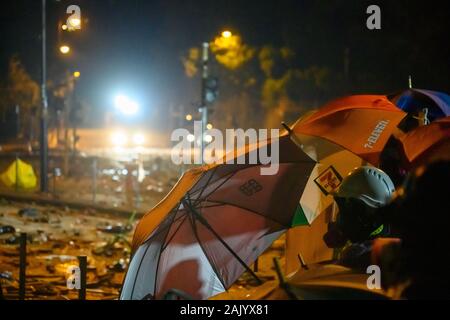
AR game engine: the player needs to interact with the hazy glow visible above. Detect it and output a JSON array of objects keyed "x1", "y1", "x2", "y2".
[
  {"x1": 73, "y1": 71, "x2": 80, "y2": 78},
  {"x1": 111, "y1": 131, "x2": 127, "y2": 146},
  {"x1": 185, "y1": 114, "x2": 193, "y2": 121},
  {"x1": 206, "y1": 123, "x2": 213, "y2": 130},
  {"x1": 114, "y1": 95, "x2": 139, "y2": 115},
  {"x1": 132, "y1": 133, "x2": 145, "y2": 145},
  {"x1": 68, "y1": 18, "x2": 81, "y2": 28},
  {"x1": 62, "y1": 24, "x2": 68, "y2": 30}
]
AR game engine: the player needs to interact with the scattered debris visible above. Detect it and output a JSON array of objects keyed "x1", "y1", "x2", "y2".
[
  {"x1": 0, "y1": 271, "x2": 13, "y2": 281},
  {"x1": 108, "y1": 258, "x2": 128, "y2": 272},
  {"x1": 0, "y1": 225, "x2": 15, "y2": 235},
  {"x1": 18, "y1": 208, "x2": 48, "y2": 223},
  {"x1": 18, "y1": 208, "x2": 40, "y2": 218},
  {"x1": 97, "y1": 223, "x2": 132, "y2": 234}
]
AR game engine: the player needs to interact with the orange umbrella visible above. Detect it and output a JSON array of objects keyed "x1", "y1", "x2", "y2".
[
  {"x1": 130, "y1": 166, "x2": 210, "y2": 253},
  {"x1": 398, "y1": 117, "x2": 450, "y2": 167},
  {"x1": 292, "y1": 95, "x2": 407, "y2": 166},
  {"x1": 122, "y1": 136, "x2": 317, "y2": 300}
]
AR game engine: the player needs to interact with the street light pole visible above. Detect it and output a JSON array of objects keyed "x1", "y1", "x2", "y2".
[
  {"x1": 40, "y1": 0, "x2": 49, "y2": 192},
  {"x1": 200, "y1": 42, "x2": 209, "y2": 164}
]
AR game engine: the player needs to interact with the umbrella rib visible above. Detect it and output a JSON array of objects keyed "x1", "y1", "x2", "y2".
[
  {"x1": 192, "y1": 167, "x2": 218, "y2": 205},
  {"x1": 152, "y1": 209, "x2": 179, "y2": 299},
  {"x1": 191, "y1": 161, "x2": 315, "y2": 207},
  {"x1": 139, "y1": 205, "x2": 186, "y2": 245},
  {"x1": 126, "y1": 202, "x2": 186, "y2": 297},
  {"x1": 161, "y1": 213, "x2": 188, "y2": 252},
  {"x1": 129, "y1": 203, "x2": 185, "y2": 299},
  {"x1": 204, "y1": 199, "x2": 289, "y2": 228},
  {"x1": 183, "y1": 199, "x2": 262, "y2": 285},
  {"x1": 129, "y1": 235, "x2": 152, "y2": 299},
  {"x1": 191, "y1": 170, "x2": 236, "y2": 206},
  {"x1": 186, "y1": 210, "x2": 228, "y2": 292}
]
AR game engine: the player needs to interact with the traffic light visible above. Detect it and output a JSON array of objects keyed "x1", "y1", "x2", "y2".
[{"x1": 204, "y1": 77, "x2": 219, "y2": 103}]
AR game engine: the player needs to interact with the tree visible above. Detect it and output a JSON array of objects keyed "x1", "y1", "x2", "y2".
[
  {"x1": 181, "y1": 34, "x2": 334, "y2": 130},
  {"x1": 0, "y1": 56, "x2": 40, "y2": 141}
]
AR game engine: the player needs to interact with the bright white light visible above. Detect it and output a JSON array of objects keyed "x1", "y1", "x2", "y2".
[
  {"x1": 59, "y1": 45, "x2": 70, "y2": 54},
  {"x1": 114, "y1": 95, "x2": 139, "y2": 115},
  {"x1": 132, "y1": 133, "x2": 145, "y2": 145},
  {"x1": 206, "y1": 123, "x2": 213, "y2": 130},
  {"x1": 187, "y1": 134, "x2": 195, "y2": 142},
  {"x1": 111, "y1": 131, "x2": 127, "y2": 146},
  {"x1": 222, "y1": 30, "x2": 232, "y2": 38},
  {"x1": 68, "y1": 18, "x2": 81, "y2": 28},
  {"x1": 204, "y1": 134, "x2": 213, "y2": 143}
]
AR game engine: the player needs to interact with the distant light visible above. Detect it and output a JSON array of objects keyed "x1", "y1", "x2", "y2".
[
  {"x1": 222, "y1": 30, "x2": 232, "y2": 38},
  {"x1": 59, "y1": 45, "x2": 70, "y2": 54},
  {"x1": 187, "y1": 134, "x2": 195, "y2": 142},
  {"x1": 114, "y1": 95, "x2": 139, "y2": 115},
  {"x1": 121, "y1": 169, "x2": 128, "y2": 175},
  {"x1": 111, "y1": 131, "x2": 127, "y2": 146},
  {"x1": 204, "y1": 134, "x2": 213, "y2": 143},
  {"x1": 206, "y1": 123, "x2": 213, "y2": 130},
  {"x1": 68, "y1": 17, "x2": 81, "y2": 28},
  {"x1": 62, "y1": 24, "x2": 68, "y2": 31},
  {"x1": 73, "y1": 71, "x2": 80, "y2": 78},
  {"x1": 185, "y1": 114, "x2": 193, "y2": 121},
  {"x1": 132, "y1": 133, "x2": 145, "y2": 145}
]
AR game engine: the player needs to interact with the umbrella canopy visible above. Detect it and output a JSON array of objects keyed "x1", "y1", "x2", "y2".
[
  {"x1": 291, "y1": 95, "x2": 407, "y2": 166},
  {"x1": 398, "y1": 116, "x2": 450, "y2": 167},
  {"x1": 287, "y1": 133, "x2": 366, "y2": 224},
  {"x1": 212, "y1": 263, "x2": 389, "y2": 300},
  {"x1": 121, "y1": 135, "x2": 317, "y2": 300},
  {"x1": 266, "y1": 263, "x2": 388, "y2": 300},
  {"x1": 390, "y1": 89, "x2": 450, "y2": 122}
]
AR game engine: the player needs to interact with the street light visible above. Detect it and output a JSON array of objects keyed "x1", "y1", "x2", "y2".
[
  {"x1": 114, "y1": 95, "x2": 139, "y2": 115},
  {"x1": 204, "y1": 134, "x2": 213, "y2": 143},
  {"x1": 206, "y1": 123, "x2": 213, "y2": 130},
  {"x1": 40, "y1": 0, "x2": 49, "y2": 193},
  {"x1": 73, "y1": 71, "x2": 80, "y2": 78},
  {"x1": 68, "y1": 17, "x2": 81, "y2": 29},
  {"x1": 61, "y1": 24, "x2": 68, "y2": 31},
  {"x1": 185, "y1": 114, "x2": 193, "y2": 121},
  {"x1": 187, "y1": 134, "x2": 195, "y2": 142},
  {"x1": 221, "y1": 30, "x2": 232, "y2": 38},
  {"x1": 59, "y1": 45, "x2": 70, "y2": 54}
]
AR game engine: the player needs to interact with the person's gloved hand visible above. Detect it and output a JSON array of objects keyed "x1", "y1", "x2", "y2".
[
  {"x1": 371, "y1": 238, "x2": 402, "y2": 290},
  {"x1": 323, "y1": 222, "x2": 348, "y2": 248}
]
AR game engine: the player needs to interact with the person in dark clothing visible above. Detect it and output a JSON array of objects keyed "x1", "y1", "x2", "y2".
[
  {"x1": 380, "y1": 161, "x2": 450, "y2": 299},
  {"x1": 323, "y1": 166, "x2": 397, "y2": 270}
]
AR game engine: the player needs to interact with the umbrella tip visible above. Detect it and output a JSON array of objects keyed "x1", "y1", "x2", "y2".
[
  {"x1": 297, "y1": 253, "x2": 309, "y2": 270},
  {"x1": 281, "y1": 122, "x2": 292, "y2": 134}
]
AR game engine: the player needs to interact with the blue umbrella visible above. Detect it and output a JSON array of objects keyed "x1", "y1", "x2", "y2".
[{"x1": 390, "y1": 89, "x2": 450, "y2": 122}]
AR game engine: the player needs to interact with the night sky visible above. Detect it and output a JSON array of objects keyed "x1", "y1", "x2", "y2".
[{"x1": 1, "y1": 0, "x2": 450, "y2": 129}]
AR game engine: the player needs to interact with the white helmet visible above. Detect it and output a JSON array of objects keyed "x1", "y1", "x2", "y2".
[{"x1": 335, "y1": 166, "x2": 395, "y2": 208}]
